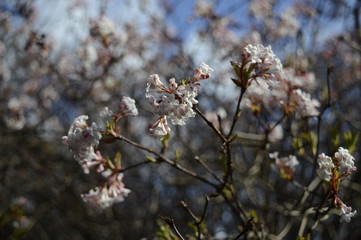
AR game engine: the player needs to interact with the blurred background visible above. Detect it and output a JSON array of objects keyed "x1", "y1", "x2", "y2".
[{"x1": 0, "y1": 0, "x2": 360, "y2": 239}]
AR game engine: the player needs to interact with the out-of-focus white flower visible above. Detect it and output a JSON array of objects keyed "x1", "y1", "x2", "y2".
[
  {"x1": 278, "y1": 7, "x2": 300, "y2": 37},
  {"x1": 279, "y1": 68, "x2": 316, "y2": 90},
  {"x1": 100, "y1": 107, "x2": 114, "y2": 118},
  {"x1": 334, "y1": 147, "x2": 356, "y2": 172},
  {"x1": 339, "y1": 203, "x2": 357, "y2": 223},
  {"x1": 244, "y1": 44, "x2": 283, "y2": 72},
  {"x1": 270, "y1": 152, "x2": 299, "y2": 168},
  {"x1": 317, "y1": 153, "x2": 335, "y2": 182},
  {"x1": 292, "y1": 89, "x2": 320, "y2": 117},
  {"x1": 285, "y1": 155, "x2": 299, "y2": 168},
  {"x1": 13, "y1": 216, "x2": 32, "y2": 229},
  {"x1": 249, "y1": 0, "x2": 272, "y2": 20},
  {"x1": 78, "y1": 41, "x2": 98, "y2": 71},
  {"x1": 194, "y1": 0, "x2": 213, "y2": 17},
  {"x1": 91, "y1": 16, "x2": 116, "y2": 38},
  {"x1": 268, "y1": 124, "x2": 284, "y2": 142},
  {"x1": 81, "y1": 173, "x2": 131, "y2": 209},
  {"x1": 149, "y1": 116, "x2": 170, "y2": 139},
  {"x1": 270, "y1": 152, "x2": 299, "y2": 180},
  {"x1": 119, "y1": 96, "x2": 138, "y2": 116},
  {"x1": 62, "y1": 115, "x2": 102, "y2": 174}
]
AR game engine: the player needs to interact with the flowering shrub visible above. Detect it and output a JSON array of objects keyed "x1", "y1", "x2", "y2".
[{"x1": 1, "y1": 0, "x2": 360, "y2": 239}]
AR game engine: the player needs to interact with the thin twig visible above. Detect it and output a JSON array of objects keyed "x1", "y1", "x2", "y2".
[
  {"x1": 194, "y1": 106, "x2": 227, "y2": 142},
  {"x1": 159, "y1": 216, "x2": 186, "y2": 240},
  {"x1": 311, "y1": 66, "x2": 333, "y2": 183},
  {"x1": 116, "y1": 135, "x2": 219, "y2": 189},
  {"x1": 194, "y1": 156, "x2": 224, "y2": 184}
]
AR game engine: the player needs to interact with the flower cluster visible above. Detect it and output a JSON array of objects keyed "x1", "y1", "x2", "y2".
[
  {"x1": 90, "y1": 16, "x2": 116, "y2": 40},
  {"x1": 146, "y1": 62, "x2": 213, "y2": 139},
  {"x1": 290, "y1": 89, "x2": 320, "y2": 117},
  {"x1": 270, "y1": 152, "x2": 299, "y2": 180},
  {"x1": 244, "y1": 44, "x2": 283, "y2": 72},
  {"x1": 100, "y1": 96, "x2": 138, "y2": 129},
  {"x1": 81, "y1": 171, "x2": 131, "y2": 209},
  {"x1": 339, "y1": 203, "x2": 357, "y2": 223},
  {"x1": 317, "y1": 153, "x2": 334, "y2": 182},
  {"x1": 118, "y1": 96, "x2": 139, "y2": 116},
  {"x1": 194, "y1": 0, "x2": 214, "y2": 18},
  {"x1": 317, "y1": 147, "x2": 357, "y2": 182},
  {"x1": 62, "y1": 115, "x2": 102, "y2": 174},
  {"x1": 231, "y1": 43, "x2": 283, "y2": 90},
  {"x1": 318, "y1": 147, "x2": 357, "y2": 222},
  {"x1": 63, "y1": 97, "x2": 137, "y2": 209},
  {"x1": 242, "y1": 67, "x2": 320, "y2": 117},
  {"x1": 334, "y1": 147, "x2": 356, "y2": 172}
]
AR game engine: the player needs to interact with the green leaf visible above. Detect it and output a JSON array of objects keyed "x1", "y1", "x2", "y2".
[
  {"x1": 298, "y1": 233, "x2": 311, "y2": 240},
  {"x1": 161, "y1": 134, "x2": 170, "y2": 151},
  {"x1": 231, "y1": 78, "x2": 242, "y2": 87},
  {"x1": 218, "y1": 155, "x2": 227, "y2": 173},
  {"x1": 114, "y1": 152, "x2": 121, "y2": 168},
  {"x1": 156, "y1": 220, "x2": 177, "y2": 240},
  {"x1": 146, "y1": 156, "x2": 158, "y2": 163},
  {"x1": 175, "y1": 150, "x2": 182, "y2": 161},
  {"x1": 330, "y1": 123, "x2": 340, "y2": 148},
  {"x1": 247, "y1": 209, "x2": 259, "y2": 222},
  {"x1": 344, "y1": 131, "x2": 359, "y2": 154},
  {"x1": 292, "y1": 137, "x2": 305, "y2": 157}
]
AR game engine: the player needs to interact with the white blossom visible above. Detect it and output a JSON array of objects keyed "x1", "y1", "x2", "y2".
[
  {"x1": 244, "y1": 44, "x2": 283, "y2": 72},
  {"x1": 317, "y1": 153, "x2": 335, "y2": 182},
  {"x1": 334, "y1": 147, "x2": 356, "y2": 172},
  {"x1": 146, "y1": 76, "x2": 199, "y2": 126},
  {"x1": 119, "y1": 96, "x2": 138, "y2": 116},
  {"x1": 270, "y1": 152, "x2": 299, "y2": 168},
  {"x1": 278, "y1": 7, "x2": 300, "y2": 37},
  {"x1": 81, "y1": 173, "x2": 131, "y2": 209},
  {"x1": 149, "y1": 116, "x2": 171, "y2": 139},
  {"x1": 91, "y1": 16, "x2": 116, "y2": 38},
  {"x1": 62, "y1": 115, "x2": 102, "y2": 174},
  {"x1": 292, "y1": 89, "x2": 320, "y2": 117},
  {"x1": 339, "y1": 203, "x2": 357, "y2": 223},
  {"x1": 249, "y1": 0, "x2": 272, "y2": 20},
  {"x1": 199, "y1": 61, "x2": 214, "y2": 75},
  {"x1": 100, "y1": 107, "x2": 113, "y2": 118},
  {"x1": 268, "y1": 124, "x2": 284, "y2": 142},
  {"x1": 194, "y1": 0, "x2": 213, "y2": 17}
]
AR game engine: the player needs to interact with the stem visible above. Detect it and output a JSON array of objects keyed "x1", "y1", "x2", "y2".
[
  {"x1": 160, "y1": 216, "x2": 185, "y2": 240},
  {"x1": 194, "y1": 106, "x2": 227, "y2": 143},
  {"x1": 194, "y1": 156, "x2": 224, "y2": 184},
  {"x1": 227, "y1": 87, "x2": 247, "y2": 139},
  {"x1": 311, "y1": 66, "x2": 333, "y2": 182}
]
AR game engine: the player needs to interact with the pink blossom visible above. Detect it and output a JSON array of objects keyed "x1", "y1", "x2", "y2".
[
  {"x1": 149, "y1": 116, "x2": 171, "y2": 139},
  {"x1": 62, "y1": 115, "x2": 102, "y2": 174},
  {"x1": 81, "y1": 173, "x2": 131, "y2": 209}
]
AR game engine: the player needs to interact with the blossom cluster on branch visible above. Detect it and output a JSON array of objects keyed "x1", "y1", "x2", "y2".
[
  {"x1": 62, "y1": 97, "x2": 138, "y2": 209},
  {"x1": 146, "y1": 62, "x2": 213, "y2": 139}
]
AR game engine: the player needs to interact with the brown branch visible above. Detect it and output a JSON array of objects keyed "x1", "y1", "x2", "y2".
[{"x1": 116, "y1": 135, "x2": 219, "y2": 189}]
